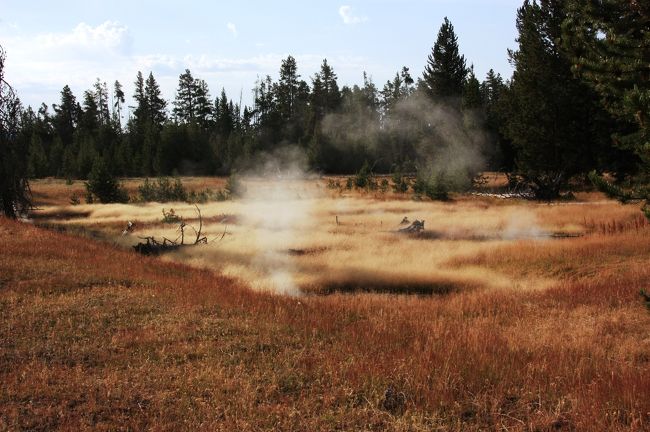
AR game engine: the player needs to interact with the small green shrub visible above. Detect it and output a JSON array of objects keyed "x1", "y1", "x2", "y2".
[
  {"x1": 413, "y1": 171, "x2": 449, "y2": 201},
  {"x1": 354, "y1": 161, "x2": 371, "y2": 189},
  {"x1": 379, "y1": 178, "x2": 389, "y2": 193},
  {"x1": 327, "y1": 179, "x2": 341, "y2": 190},
  {"x1": 214, "y1": 189, "x2": 228, "y2": 201},
  {"x1": 138, "y1": 177, "x2": 188, "y2": 202},
  {"x1": 69, "y1": 193, "x2": 81, "y2": 205},
  {"x1": 161, "y1": 208, "x2": 181, "y2": 224},
  {"x1": 225, "y1": 174, "x2": 245, "y2": 198},
  {"x1": 391, "y1": 171, "x2": 409, "y2": 193},
  {"x1": 84, "y1": 158, "x2": 129, "y2": 203}
]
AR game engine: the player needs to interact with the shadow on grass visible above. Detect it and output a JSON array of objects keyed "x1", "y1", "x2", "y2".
[{"x1": 302, "y1": 270, "x2": 480, "y2": 296}]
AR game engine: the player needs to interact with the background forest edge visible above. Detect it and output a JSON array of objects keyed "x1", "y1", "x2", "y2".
[{"x1": 1, "y1": 0, "x2": 648, "y2": 217}]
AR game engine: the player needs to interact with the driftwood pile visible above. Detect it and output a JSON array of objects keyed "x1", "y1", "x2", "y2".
[{"x1": 132, "y1": 205, "x2": 209, "y2": 255}]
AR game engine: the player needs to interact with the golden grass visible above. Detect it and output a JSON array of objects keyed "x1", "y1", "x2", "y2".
[
  {"x1": 29, "y1": 177, "x2": 229, "y2": 207},
  {"x1": 3, "y1": 178, "x2": 650, "y2": 430}
]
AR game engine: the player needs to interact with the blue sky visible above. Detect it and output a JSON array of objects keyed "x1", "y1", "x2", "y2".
[{"x1": 0, "y1": 0, "x2": 521, "y2": 112}]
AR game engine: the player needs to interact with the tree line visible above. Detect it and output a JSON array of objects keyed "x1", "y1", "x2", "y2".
[{"x1": 1, "y1": 0, "x2": 648, "y2": 215}]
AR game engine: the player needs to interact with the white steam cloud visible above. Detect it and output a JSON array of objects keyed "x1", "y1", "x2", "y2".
[
  {"x1": 238, "y1": 146, "x2": 321, "y2": 296},
  {"x1": 321, "y1": 91, "x2": 489, "y2": 189}
]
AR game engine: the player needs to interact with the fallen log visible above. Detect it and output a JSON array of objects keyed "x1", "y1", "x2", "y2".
[
  {"x1": 398, "y1": 219, "x2": 425, "y2": 233},
  {"x1": 133, "y1": 205, "x2": 209, "y2": 255},
  {"x1": 133, "y1": 236, "x2": 181, "y2": 255}
]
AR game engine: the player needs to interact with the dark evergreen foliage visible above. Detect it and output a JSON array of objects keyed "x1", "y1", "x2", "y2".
[
  {"x1": 8, "y1": 6, "x2": 643, "y2": 207},
  {"x1": 500, "y1": 0, "x2": 617, "y2": 199},
  {"x1": 85, "y1": 157, "x2": 128, "y2": 203},
  {"x1": 0, "y1": 46, "x2": 31, "y2": 218},
  {"x1": 564, "y1": 0, "x2": 649, "y2": 215},
  {"x1": 138, "y1": 177, "x2": 188, "y2": 202},
  {"x1": 421, "y1": 17, "x2": 468, "y2": 101}
]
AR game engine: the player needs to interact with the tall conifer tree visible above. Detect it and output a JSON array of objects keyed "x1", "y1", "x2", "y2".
[
  {"x1": 422, "y1": 17, "x2": 468, "y2": 101},
  {"x1": 501, "y1": 0, "x2": 613, "y2": 198}
]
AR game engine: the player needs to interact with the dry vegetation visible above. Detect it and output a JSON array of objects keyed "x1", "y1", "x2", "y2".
[{"x1": 2, "y1": 177, "x2": 649, "y2": 430}]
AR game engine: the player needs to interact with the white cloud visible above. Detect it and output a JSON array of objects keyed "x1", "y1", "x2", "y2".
[
  {"x1": 227, "y1": 22, "x2": 238, "y2": 38},
  {"x1": 0, "y1": 20, "x2": 369, "y2": 110},
  {"x1": 1, "y1": 21, "x2": 134, "y2": 102},
  {"x1": 339, "y1": 5, "x2": 368, "y2": 25},
  {"x1": 36, "y1": 21, "x2": 131, "y2": 55},
  {"x1": 0, "y1": 20, "x2": 20, "y2": 30}
]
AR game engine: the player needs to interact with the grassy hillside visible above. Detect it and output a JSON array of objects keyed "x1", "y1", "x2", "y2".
[{"x1": 1, "y1": 199, "x2": 650, "y2": 430}]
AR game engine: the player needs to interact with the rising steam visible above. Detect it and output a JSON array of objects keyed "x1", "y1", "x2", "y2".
[
  {"x1": 237, "y1": 146, "x2": 321, "y2": 296},
  {"x1": 321, "y1": 91, "x2": 488, "y2": 188}
]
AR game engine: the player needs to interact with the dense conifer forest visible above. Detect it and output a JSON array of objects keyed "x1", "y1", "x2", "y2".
[{"x1": 1, "y1": 0, "x2": 648, "y2": 212}]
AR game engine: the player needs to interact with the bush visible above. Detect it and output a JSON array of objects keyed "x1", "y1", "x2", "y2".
[
  {"x1": 161, "y1": 208, "x2": 181, "y2": 224},
  {"x1": 391, "y1": 171, "x2": 409, "y2": 193},
  {"x1": 138, "y1": 177, "x2": 188, "y2": 202},
  {"x1": 327, "y1": 179, "x2": 341, "y2": 190},
  {"x1": 379, "y1": 178, "x2": 389, "y2": 193},
  {"x1": 69, "y1": 193, "x2": 81, "y2": 205},
  {"x1": 214, "y1": 189, "x2": 228, "y2": 201},
  {"x1": 85, "y1": 158, "x2": 129, "y2": 203},
  {"x1": 413, "y1": 171, "x2": 449, "y2": 201},
  {"x1": 354, "y1": 161, "x2": 371, "y2": 189},
  {"x1": 225, "y1": 174, "x2": 245, "y2": 198},
  {"x1": 187, "y1": 189, "x2": 212, "y2": 204}
]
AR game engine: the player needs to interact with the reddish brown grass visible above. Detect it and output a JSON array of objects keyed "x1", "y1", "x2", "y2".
[{"x1": 2, "y1": 189, "x2": 650, "y2": 430}]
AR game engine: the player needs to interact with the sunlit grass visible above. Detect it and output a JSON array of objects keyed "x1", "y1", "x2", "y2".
[{"x1": 4, "y1": 177, "x2": 649, "y2": 430}]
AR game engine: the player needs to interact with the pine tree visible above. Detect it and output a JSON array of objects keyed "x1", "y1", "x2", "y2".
[
  {"x1": 311, "y1": 59, "x2": 342, "y2": 122},
  {"x1": 379, "y1": 67, "x2": 414, "y2": 116},
  {"x1": 501, "y1": 0, "x2": 613, "y2": 199},
  {"x1": 462, "y1": 67, "x2": 483, "y2": 110},
  {"x1": 563, "y1": 0, "x2": 650, "y2": 213},
  {"x1": 276, "y1": 55, "x2": 300, "y2": 122},
  {"x1": 215, "y1": 88, "x2": 234, "y2": 138},
  {"x1": 93, "y1": 79, "x2": 110, "y2": 126},
  {"x1": 144, "y1": 72, "x2": 167, "y2": 128},
  {"x1": 27, "y1": 134, "x2": 48, "y2": 178},
  {"x1": 112, "y1": 80, "x2": 125, "y2": 128},
  {"x1": 132, "y1": 71, "x2": 146, "y2": 123},
  {"x1": 80, "y1": 90, "x2": 99, "y2": 132},
  {"x1": 422, "y1": 17, "x2": 468, "y2": 101},
  {"x1": 481, "y1": 69, "x2": 515, "y2": 171},
  {"x1": 0, "y1": 46, "x2": 31, "y2": 217},
  {"x1": 52, "y1": 85, "x2": 78, "y2": 147},
  {"x1": 193, "y1": 78, "x2": 213, "y2": 129},
  {"x1": 49, "y1": 136, "x2": 64, "y2": 177},
  {"x1": 85, "y1": 156, "x2": 128, "y2": 203},
  {"x1": 173, "y1": 69, "x2": 197, "y2": 123}
]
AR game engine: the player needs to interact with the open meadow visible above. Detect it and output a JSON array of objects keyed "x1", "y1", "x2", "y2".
[{"x1": 1, "y1": 176, "x2": 649, "y2": 431}]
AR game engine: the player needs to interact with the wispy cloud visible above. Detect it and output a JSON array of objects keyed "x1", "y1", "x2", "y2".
[
  {"x1": 227, "y1": 22, "x2": 238, "y2": 38},
  {"x1": 35, "y1": 21, "x2": 132, "y2": 56},
  {"x1": 339, "y1": 5, "x2": 368, "y2": 25},
  {"x1": 1, "y1": 21, "x2": 369, "y2": 110}
]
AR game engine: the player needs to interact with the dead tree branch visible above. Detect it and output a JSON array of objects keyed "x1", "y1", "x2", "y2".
[{"x1": 133, "y1": 206, "x2": 209, "y2": 255}]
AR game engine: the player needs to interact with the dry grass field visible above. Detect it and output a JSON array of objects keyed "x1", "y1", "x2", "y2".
[{"x1": 1, "y1": 176, "x2": 649, "y2": 430}]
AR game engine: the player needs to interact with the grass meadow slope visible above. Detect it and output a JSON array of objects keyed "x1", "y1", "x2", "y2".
[{"x1": 1, "y1": 177, "x2": 649, "y2": 431}]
